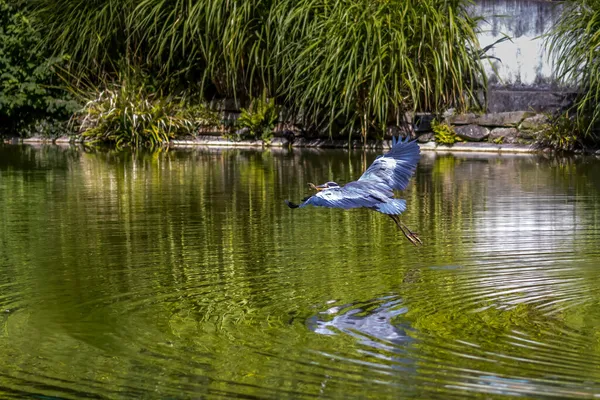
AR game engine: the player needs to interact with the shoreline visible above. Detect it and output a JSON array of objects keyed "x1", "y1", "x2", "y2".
[{"x1": 11, "y1": 135, "x2": 541, "y2": 154}]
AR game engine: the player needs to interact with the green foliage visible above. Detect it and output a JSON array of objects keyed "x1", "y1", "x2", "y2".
[
  {"x1": 273, "y1": 0, "x2": 486, "y2": 139},
  {"x1": 33, "y1": 0, "x2": 487, "y2": 141},
  {"x1": 547, "y1": 0, "x2": 600, "y2": 135},
  {"x1": 32, "y1": 0, "x2": 269, "y2": 94},
  {"x1": 432, "y1": 119, "x2": 458, "y2": 145},
  {"x1": 237, "y1": 92, "x2": 279, "y2": 143},
  {"x1": 76, "y1": 75, "x2": 219, "y2": 149},
  {"x1": 537, "y1": 113, "x2": 585, "y2": 152},
  {"x1": 30, "y1": 0, "x2": 136, "y2": 77},
  {"x1": 131, "y1": 0, "x2": 270, "y2": 96},
  {"x1": 0, "y1": 0, "x2": 78, "y2": 136}
]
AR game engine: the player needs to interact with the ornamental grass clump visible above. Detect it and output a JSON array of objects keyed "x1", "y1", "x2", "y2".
[
  {"x1": 273, "y1": 0, "x2": 486, "y2": 140},
  {"x1": 33, "y1": 0, "x2": 270, "y2": 95},
  {"x1": 77, "y1": 80, "x2": 218, "y2": 149},
  {"x1": 547, "y1": 0, "x2": 600, "y2": 136}
]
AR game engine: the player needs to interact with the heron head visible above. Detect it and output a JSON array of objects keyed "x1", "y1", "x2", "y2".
[
  {"x1": 315, "y1": 181, "x2": 339, "y2": 191},
  {"x1": 308, "y1": 181, "x2": 339, "y2": 191}
]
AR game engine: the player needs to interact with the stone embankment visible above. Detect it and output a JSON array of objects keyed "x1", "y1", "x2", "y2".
[
  {"x1": 167, "y1": 109, "x2": 548, "y2": 154},
  {"x1": 443, "y1": 111, "x2": 546, "y2": 145},
  {"x1": 7, "y1": 105, "x2": 552, "y2": 154},
  {"x1": 14, "y1": 133, "x2": 538, "y2": 154}
]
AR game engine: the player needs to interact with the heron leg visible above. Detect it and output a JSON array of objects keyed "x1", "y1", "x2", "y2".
[
  {"x1": 389, "y1": 215, "x2": 422, "y2": 246},
  {"x1": 401, "y1": 221, "x2": 422, "y2": 246}
]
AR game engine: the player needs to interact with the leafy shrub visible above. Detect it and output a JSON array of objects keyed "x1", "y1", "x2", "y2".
[
  {"x1": 237, "y1": 92, "x2": 279, "y2": 143},
  {"x1": 76, "y1": 78, "x2": 219, "y2": 149},
  {"x1": 0, "y1": 0, "x2": 78, "y2": 136},
  {"x1": 432, "y1": 120, "x2": 458, "y2": 145},
  {"x1": 536, "y1": 113, "x2": 585, "y2": 152}
]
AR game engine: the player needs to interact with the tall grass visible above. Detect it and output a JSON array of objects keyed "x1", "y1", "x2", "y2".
[
  {"x1": 272, "y1": 0, "x2": 485, "y2": 138},
  {"x1": 34, "y1": 0, "x2": 271, "y2": 94},
  {"x1": 34, "y1": 0, "x2": 486, "y2": 141},
  {"x1": 33, "y1": 0, "x2": 137, "y2": 75},
  {"x1": 73, "y1": 72, "x2": 219, "y2": 149},
  {"x1": 131, "y1": 0, "x2": 270, "y2": 96},
  {"x1": 547, "y1": 0, "x2": 600, "y2": 135}
]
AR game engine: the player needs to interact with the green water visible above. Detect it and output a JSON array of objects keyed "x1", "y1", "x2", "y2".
[{"x1": 1, "y1": 144, "x2": 600, "y2": 399}]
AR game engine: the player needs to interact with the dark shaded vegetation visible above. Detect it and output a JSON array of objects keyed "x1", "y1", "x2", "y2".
[
  {"x1": 536, "y1": 112, "x2": 590, "y2": 152},
  {"x1": 0, "y1": 0, "x2": 78, "y2": 137}
]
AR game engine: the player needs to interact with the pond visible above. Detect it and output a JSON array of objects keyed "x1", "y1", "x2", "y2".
[{"x1": 1, "y1": 144, "x2": 600, "y2": 399}]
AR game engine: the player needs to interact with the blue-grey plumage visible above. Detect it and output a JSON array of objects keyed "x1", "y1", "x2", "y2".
[{"x1": 285, "y1": 136, "x2": 422, "y2": 246}]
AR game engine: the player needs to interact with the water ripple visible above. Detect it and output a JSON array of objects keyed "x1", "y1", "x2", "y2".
[{"x1": 2, "y1": 147, "x2": 600, "y2": 398}]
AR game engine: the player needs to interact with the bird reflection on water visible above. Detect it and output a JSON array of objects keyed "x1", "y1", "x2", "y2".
[{"x1": 307, "y1": 296, "x2": 411, "y2": 348}]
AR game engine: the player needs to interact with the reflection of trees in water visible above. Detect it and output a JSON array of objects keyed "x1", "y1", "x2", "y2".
[
  {"x1": 0, "y1": 144, "x2": 81, "y2": 171},
  {"x1": 2, "y1": 145, "x2": 600, "y2": 397}
]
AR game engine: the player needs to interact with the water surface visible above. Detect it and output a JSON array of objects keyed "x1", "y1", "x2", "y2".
[{"x1": 1, "y1": 144, "x2": 600, "y2": 399}]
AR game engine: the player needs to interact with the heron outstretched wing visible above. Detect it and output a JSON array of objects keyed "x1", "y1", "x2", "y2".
[
  {"x1": 298, "y1": 182, "x2": 389, "y2": 210},
  {"x1": 358, "y1": 136, "x2": 420, "y2": 191}
]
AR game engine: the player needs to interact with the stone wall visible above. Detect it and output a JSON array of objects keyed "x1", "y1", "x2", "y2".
[
  {"x1": 411, "y1": 111, "x2": 547, "y2": 146},
  {"x1": 448, "y1": 111, "x2": 545, "y2": 144},
  {"x1": 202, "y1": 100, "x2": 549, "y2": 146},
  {"x1": 475, "y1": 0, "x2": 560, "y2": 87}
]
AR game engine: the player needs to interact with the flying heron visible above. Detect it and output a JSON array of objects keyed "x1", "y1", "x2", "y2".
[{"x1": 285, "y1": 136, "x2": 422, "y2": 246}]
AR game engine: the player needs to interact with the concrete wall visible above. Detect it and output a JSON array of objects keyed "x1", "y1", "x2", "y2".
[
  {"x1": 475, "y1": 0, "x2": 561, "y2": 87},
  {"x1": 473, "y1": 0, "x2": 572, "y2": 112}
]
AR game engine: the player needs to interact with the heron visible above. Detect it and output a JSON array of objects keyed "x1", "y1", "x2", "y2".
[{"x1": 285, "y1": 136, "x2": 422, "y2": 246}]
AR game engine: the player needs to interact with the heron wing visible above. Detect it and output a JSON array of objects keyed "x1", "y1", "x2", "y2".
[
  {"x1": 299, "y1": 184, "x2": 385, "y2": 210},
  {"x1": 358, "y1": 136, "x2": 420, "y2": 191}
]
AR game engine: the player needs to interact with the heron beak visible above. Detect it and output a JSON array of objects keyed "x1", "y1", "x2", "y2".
[{"x1": 308, "y1": 182, "x2": 326, "y2": 191}]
